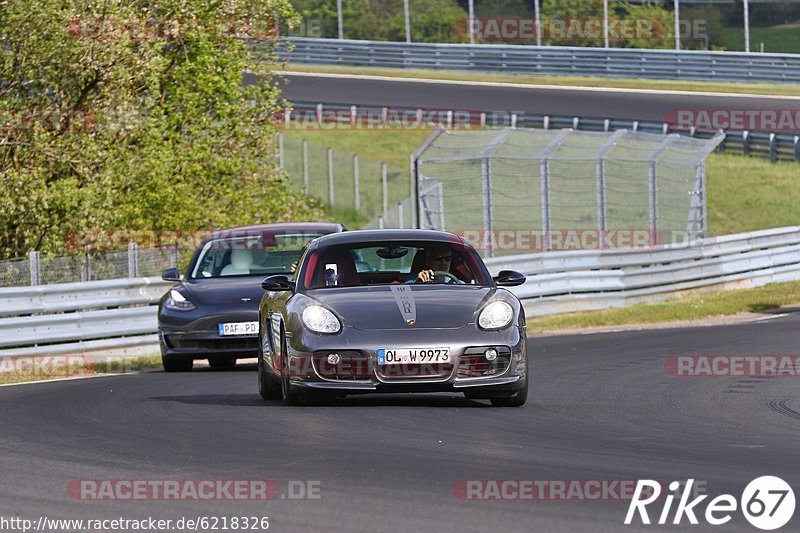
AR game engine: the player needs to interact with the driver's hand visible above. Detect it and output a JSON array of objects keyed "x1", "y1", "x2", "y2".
[{"x1": 416, "y1": 269, "x2": 434, "y2": 283}]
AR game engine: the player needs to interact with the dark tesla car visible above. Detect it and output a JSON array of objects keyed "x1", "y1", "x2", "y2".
[
  {"x1": 158, "y1": 223, "x2": 344, "y2": 372},
  {"x1": 256, "y1": 229, "x2": 528, "y2": 406}
]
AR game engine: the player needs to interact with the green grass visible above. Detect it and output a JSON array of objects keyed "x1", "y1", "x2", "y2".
[
  {"x1": 0, "y1": 354, "x2": 161, "y2": 385},
  {"x1": 527, "y1": 280, "x2": 800, "y2": 334},
  {"x1": 706, "y1": 153, "x2": 800, "y2": 236},
  {"x1": 281, "y1": 64, "x2": 800, "y2": 97},
  {"x1": 719, "y1": 25, "x2": 800, "y2": 54}
]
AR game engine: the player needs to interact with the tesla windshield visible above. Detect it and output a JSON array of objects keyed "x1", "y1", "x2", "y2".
[{"x1": 190, "y1": 232, "x2": 327, "y2": 279}]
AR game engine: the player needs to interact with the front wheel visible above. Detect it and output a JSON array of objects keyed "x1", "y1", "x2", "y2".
[
  {"x1": 162, "y1": 357, "x2": 193, "y2": 372},
  {"x1": 258, "y1": 338, "x2": 280, "y2": 400},
  {"x1": 209, "y1": 356, "x2": 236, "y2": 370},
  {"x1": 489, "y1": 378, "x2": 528, "y2": 407},
  {"x1": 279, "y1": 327, "x2": 304, "y2": 406}
]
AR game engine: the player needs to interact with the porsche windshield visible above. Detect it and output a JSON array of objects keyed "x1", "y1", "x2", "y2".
[
  {"x1": 300, "y1": 241, "x2": 492, "y2": 289},
  {"x1": 190, "y1": 232, "x2": 326, "y2": 279}
]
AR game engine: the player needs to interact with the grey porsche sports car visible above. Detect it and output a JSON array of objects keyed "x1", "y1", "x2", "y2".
[
  {"x1": 158, "y1": 222, "x2": 343, "y2": 372},
  {"x1": 256, "y1": 229, "x2": 528, "y2": 406}
]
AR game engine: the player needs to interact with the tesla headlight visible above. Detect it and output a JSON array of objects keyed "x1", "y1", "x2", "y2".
[
  {"x1": 302, "y1": 305, "x2": 341, "y2": 334},
  {"x1": 478, "y1": 301, "x2": 513, "y2": 330},
  {"x1": 165, "y1": 289, "x2": 196, "y2": 311}
]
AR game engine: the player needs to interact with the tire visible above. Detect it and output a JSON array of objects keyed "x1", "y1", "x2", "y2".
[
  {"x1": 209, "y1": 356, "x2": 236, "y2": 370},
  {"x1": 279, "y1": 326, "x2": 304, "y2": 406},
  {"x1": 258, "y1": 336, "x2": 280, "y2": 401},
  {"x1": 489, "y1": 377, "x2": 528, "y2": 407},
  {"x1": 162, "y1": 357, "x2": 193, "y2": 372}
]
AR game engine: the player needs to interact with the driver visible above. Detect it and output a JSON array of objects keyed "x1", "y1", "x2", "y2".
[{"x1": 410, "y1": 245, "x2": 464, "y2": 284}]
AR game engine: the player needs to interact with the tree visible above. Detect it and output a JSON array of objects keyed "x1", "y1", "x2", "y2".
[{"x1": 0, "y1": 0, "x2": 322, "y2": 260}]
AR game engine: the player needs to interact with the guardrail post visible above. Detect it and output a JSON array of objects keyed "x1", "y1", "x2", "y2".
[
  {"x1": 327, "y1": 148, "x2": 334, "y2": 208},
  {"x1": 543, "y1": 116, "x2": 550, "y2": 130},
  {"x1": 316, "y1": 103, "x2": 323, "y2": 127},
  {"x1": 29, "y1": 251, "x2": 40, "y2": 286},
  {"x1": 302, "y1": 139, "x2": 309, "y2": 193},
  {"x1": 127, "y1": 242, "x2": 139, "y2": 278},
  {"x1": 573, "y1": 117, "x2": 579, "y2": 130},
  {"x1": 743, "y1": 130, "x2": 750, "y2": 156},
  {"x1": 769, "y1": 133, "x2": 777, "y2": 162},
  {"x1": 284, "y1": 108, "x2": 291, "y2": 129},
  {"x1": 171, "y1": 244, "x2": 179, "y2": 268},
  {"x1": 350, "y1": 105, "x2": 357, "y2": 127},
  {"x1": 603, "y1": 119, "x2": 610, "y2": 132},
  {"x1": 511, "y1": 113, "x2": 518, "y2": 129},
  {"x1": 794, "y1": 136, "x2": 800, "y2": 161},
  {"x1": 353, "y1": 154, "x2": 360, "y2": 211}
]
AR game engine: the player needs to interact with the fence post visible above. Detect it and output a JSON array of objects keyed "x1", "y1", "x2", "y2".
[
  {"x1": 302, "y1": 139, "x2": 309, "y2": 193},
  {"x1": 648, "y1": 160, "x2": 658, "y2": 242},
  {"x1": 171, "y1": 244, "x2": 179, "y2": 269},
  {"x1": 327, "y1": 148, "x2": 334, "y2": 208},
  {"x1": 381, "y1": 163, "x2": 389, "y2": 221},
  {"x1": 398, "y1": 203, "x2": 404, "y2": 229},
  {"x1": 743, "y1": 130, "x2": 750, "y2": 156},
  {"x1": 29, "y1": 251, "x2": 40, "y2": 286},
  {"x1": 353, "y1": 155, "x2": 360, "y2": 211},
  {"x1": 481, "y1": 157, "x2": 493, "y2": 257},
  {"x1": 378, "y1": 215, "x2": 384, "y2": 230},
  {"x1": 82, "y1": 252, "x2": 90, "y2": 282},
  {"x1": 595, "y1": 130, "x2": 624, "y2": 249},
  {"x1": 278, "y1": 132, "x2": 284, "y2": 169},
  {"x1": 128, "y1": 241, "x2": 139, "y2": 278}
]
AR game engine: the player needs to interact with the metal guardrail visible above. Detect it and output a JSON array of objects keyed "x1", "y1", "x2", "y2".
[
  {"x1": 0, "y1": 277, "x2": 172, "y2": 359},
  {"x1": 3, "y1": 227, "x2": 800, "y2": 359},
  {"x1": 286, "y1": 101, "x2": 800, "y2": 163},
  {"x1": 282, "y1": 37, "x2": 800, "y2": 85},
  {"x1": 483, "y1": 226, "x2": 800, "y2": 318}
]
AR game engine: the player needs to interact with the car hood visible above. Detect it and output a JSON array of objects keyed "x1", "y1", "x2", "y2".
[
  {"x1": 306, "y1": 285, "x2": 494, "y2": 330},
  {"x1": 181, "y1": 277, "x2": 265, "y2": 306}
]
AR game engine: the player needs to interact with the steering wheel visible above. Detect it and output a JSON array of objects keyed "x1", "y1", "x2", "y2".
[{"x1": 432, "y1": 270, "x2": 463, "y2": 284}]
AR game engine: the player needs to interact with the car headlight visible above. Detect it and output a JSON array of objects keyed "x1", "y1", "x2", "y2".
[
  {"x1": 478, "y1": 301, "x2": 513, "y2": 330},
  {"x1": 165, "y1": 289, "x2": 196, "y2": 311},
  {"x1": 302, "y1": 305, "x2": 341, "y2": 334}
]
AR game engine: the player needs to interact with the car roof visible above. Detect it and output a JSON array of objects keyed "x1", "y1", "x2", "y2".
[
  {"x1": 308, "y1": 229, "x2": 465, "y2": 250},
  {"x1": 198, "y1": 222, "x2": 343, "y2": 245}
]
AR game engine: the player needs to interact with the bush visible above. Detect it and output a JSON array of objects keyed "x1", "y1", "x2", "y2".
[{"x1": 0, "y1": 0, "x2": 324, "y2": 260}]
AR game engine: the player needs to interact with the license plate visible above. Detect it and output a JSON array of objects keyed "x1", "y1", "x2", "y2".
[
  {"x1": 378, "y1": 348, "x2": 451, "y2": 365},
  {"x1": 218, "y1": 322, "x2": 259, "y2": 336}
]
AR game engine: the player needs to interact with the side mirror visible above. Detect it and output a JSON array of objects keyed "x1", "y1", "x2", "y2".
[
  {"x1": 262, "y1": 274, "x2": 294, "y2": 292},
  {"x1": 162, "y1": 267, "x2": 181, "y2": 282},
  {"x1": 494, "y1": 270, "x2": 526, "y2": 287}
]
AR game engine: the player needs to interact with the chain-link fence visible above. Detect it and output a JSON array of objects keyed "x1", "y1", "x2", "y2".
[
  {"x1": 413, "y1": 127, "x2": 724, "y2": 257},
  {"x1": 280, "y1": 133, "x2": 409, "y2": 222},
  {"x1": 0, "y1": 245, "x2": 179, "y2": 287}
]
